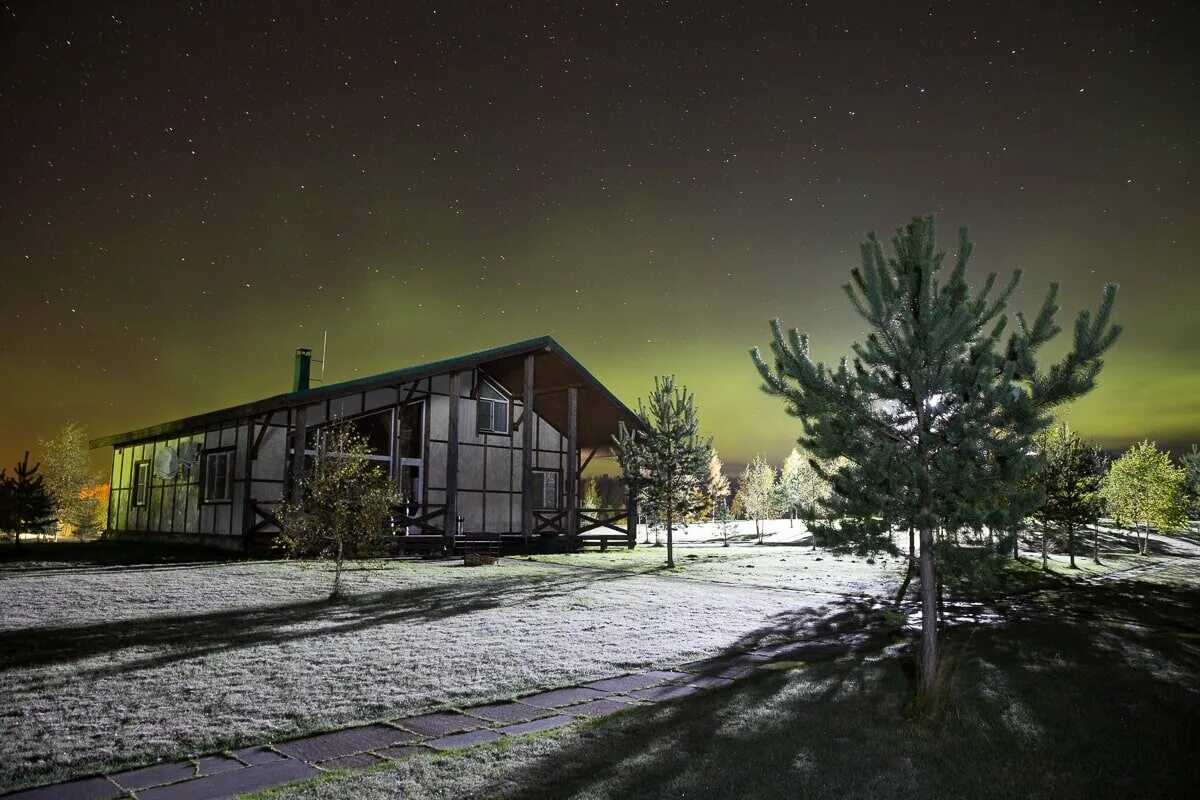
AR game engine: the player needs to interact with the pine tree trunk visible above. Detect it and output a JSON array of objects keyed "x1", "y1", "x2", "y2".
[
  {"x1": 1013, "y1": 526, "x2": 1019, "y2": 560},
  {"x1": 789, "y1": 510, "x2": 794, "y2": 528},
  {"x1": 666, "y1": 505, "x2": 674, "y2": 568},
  {"x1": 1068, "y1": 524, "x2": 1076, "y2": 569},
  {"x1": 1093, "y1": 524, "x2": 1100, "y2": 564},
  {"x1": 1042, "y1": 523, "x2": 1049, "y2": 570},
  {"x1": 894, "y1": 556, "x2": 915, "y2": 609},
  {"x1": 917, "y1": 524, "x2": 939, "y2": 694}
]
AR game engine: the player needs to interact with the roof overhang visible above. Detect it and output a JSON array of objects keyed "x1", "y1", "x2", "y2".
[{"x1": 90, "y1": 336, "x2": 643, "y2": 451}]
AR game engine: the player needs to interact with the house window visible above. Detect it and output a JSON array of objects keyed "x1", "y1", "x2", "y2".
[
  {"x1": 531, "y1": 469, "x2": 560, "y2": 509},
  {"x1": 202, "y1": 449, "x2": 234, "y2": 503},
  {"x1": 477, "y1": 379, "x2": 510, "y2": 435},
  {"x1": 132, "y1": 460, "x2": 150, "y2": 507}
]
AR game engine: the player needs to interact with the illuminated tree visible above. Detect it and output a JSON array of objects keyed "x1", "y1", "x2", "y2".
[
  {"x1": 38, "y1": 421, "x2": 100, "y2": 538},
  {"x1": 707, "y1": 451, "x2": 731, "y2": 521},
  {"x1": 615, "y1": 376, "x2": 712, "y2": 568},
  {"x1": 738, "y1": 455, "x2": 776, "y2": 542},
  {"x1": 752, "y1": 215, "x2": 1120, "y2": 697},
  {"x1": 581, "y1": 479, "x2": 602, "y2": 510},
  {"x1": 1102, "y1": 440, "x2": 1188, "y2": 554},
  {"x1": 277, "y1": 423, "x2": 399, "y2": 599}
]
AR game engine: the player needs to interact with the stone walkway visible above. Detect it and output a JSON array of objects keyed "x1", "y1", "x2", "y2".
[{"x1": 2, "y1": 628, "x2": 885, "y2": 800}]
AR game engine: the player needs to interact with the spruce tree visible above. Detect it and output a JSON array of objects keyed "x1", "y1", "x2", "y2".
[
  {"x1": 0, "y1": 453, "x2": 56, "y2": 546},
  {"x1": 614, "y1": 376, "x2": 712, "y2": 568},
  {"x1": 752, "y1": 215, "x2": 1120, "y2": 696}
]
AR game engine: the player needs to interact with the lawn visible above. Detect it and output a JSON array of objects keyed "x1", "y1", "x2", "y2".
[
  {"x1": 0, "y1": 543, "x2": 867, "y2": 794},
  {"x1": 0, "y1": 530, "x2": 1181, "y2": 796},
  {"x1": 254, "y1": 558, "x2": 1200, "y2": 800}
]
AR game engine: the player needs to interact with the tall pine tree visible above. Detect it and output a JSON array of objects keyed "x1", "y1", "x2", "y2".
[
  {"x1": 614, "y1": 376, "x2": 712, "y2": 568},
  {"x1": 752, "y1": 215, "x2": 1120, "y2": 696},
  {"x1": 1031, "y1": 423, "x2": 1105, "y2": 569}
]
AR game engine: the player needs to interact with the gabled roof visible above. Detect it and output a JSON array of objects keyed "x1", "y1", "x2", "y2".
[{"x1": 91, "y1": 336, "x2": 642, "y2": 450}]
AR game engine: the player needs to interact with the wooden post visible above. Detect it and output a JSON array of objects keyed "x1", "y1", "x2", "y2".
[
  {"x1": 627, "y1": 494, "x2": 638, "y2": 549},
  {"x1": 521, "y1": 353, "x2": 535, "y2": 547},
  {"x1": 289, "y1": 406, "x2": 307, "y2": 503},
  {"x1": 446, "y1": 370, "x2": 461, "y2": 555},
  {"x1": 241, "y1": 417, "x2": 254, "y2": 537},
  {"x1": 566, "y1": 386, "x2": 579, "y2": 542}
]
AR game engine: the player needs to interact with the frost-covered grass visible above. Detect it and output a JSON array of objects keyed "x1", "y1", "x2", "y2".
[
  {"x1": 253, "y1": 557, "x2": 1200, "y2": 800},
  {"x1": 0, "y1": 553, "x2": 863, "y2": 793}
]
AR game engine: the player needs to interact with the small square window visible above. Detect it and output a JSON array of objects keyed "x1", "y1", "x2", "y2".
[
  {"x1": 132, "y1": 461, "x2": 150, "y2": 507},
  {"x1": 477, "y1": 379, "x2": 510, "y2": 435},
  {"x1": 531, "y1": 469, "x2": 560, "y2": 509},
  {"x1": 202, "y1": 450, "x2": 234, "y2": 503}
]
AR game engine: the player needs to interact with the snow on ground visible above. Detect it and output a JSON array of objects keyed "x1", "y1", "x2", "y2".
[{"x1": 0, "y1": 541, "x2": 888, "y2": 793}]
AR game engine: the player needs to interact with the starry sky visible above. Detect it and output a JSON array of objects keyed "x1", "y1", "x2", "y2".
[{"x1": 2, "y1": 1, "x2": 1198, "y2": 475}]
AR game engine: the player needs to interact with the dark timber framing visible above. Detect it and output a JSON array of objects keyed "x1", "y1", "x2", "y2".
[{"x1": 91, "y1": 336, "x2": 645, "y2": 553}]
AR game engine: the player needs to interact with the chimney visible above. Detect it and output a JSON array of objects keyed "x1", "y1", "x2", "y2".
[{"x1": 293, "y1": 348, "x2": 312, "y2": 392}]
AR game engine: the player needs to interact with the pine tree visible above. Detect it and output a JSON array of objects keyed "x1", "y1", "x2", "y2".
[
  {"x1": 1179, "y1": 445, "x2": 1200, "y2": 520},
  {"x1": 738, "y1": 455, "x2": 776, "y2": 543},
  {"x1": 1031, "y1": 423, "x2": 1105, "y2": 569},
  {"x1": 0, "y1": 453, "x2": 56, "y2": 546},
  {"x1": 752, "y1": 215, "x2": 1120, "y2": 696},
  {"x1": 614, "y1": 376, "x2": 712, "y2": 568},
  {"x1": 1101, "y1": 440, "x2": 1188, "y2": 555}
]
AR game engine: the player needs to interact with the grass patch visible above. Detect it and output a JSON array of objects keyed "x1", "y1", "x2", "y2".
[
  {"x1": 0, "y1": 538, "x2": 245, "y2": 570},
  {"x1": 260, "y1": 565, "x2": 1200, "y2": 800}
]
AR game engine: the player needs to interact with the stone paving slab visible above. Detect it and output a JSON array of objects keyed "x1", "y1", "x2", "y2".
[
  {"x1": 562, "y1": 697, "x2": 637, "y2": 718},
  {"x1": 394, "y1": 711, "x2": 481, "y2": 738},
  {"x1": 497, "y1": 714, "x2": 577, "y2": 736},
  {"x1": 584, "y1": 672, "x2": 673, "y2": 693},
  {"x1": 316, "y1": 753, "x2": 383, "y2": 771},
  {"x1": 685, "y1": 675, "x2": 736, "y2": 689},
  {"x1": 466, "y1": 702, "x2": 553, "y2": 724},
  {"x1": 3, "y1": 777, "x2": 122, "y2": 800},
  {"x1": 275, "y1": 723, "x2": 417, "y2": 762},
  {"x1": 137, "y1": 759, "x2": 317, "y2": 800},
  {"x1": 517, "y1": 686, "x2": 610, "y2": 708},
  {"x1": 629, "y1": 684, "x2": 701, "y2": 702},
  {"x1": 195, "y1": 755, "x2": 243, "y2": 776},
  {"x1": 642, "y1": 669, "x2": 691, "y2": 682},
  {"x1": 111, "y1": 760, "x2": 195, "y2": 790},
  {"x1": 425, "y1": 729, "x2": 502, "y2": 750},
  {"x1": 231, "y1": 745, "x2": 286, "y2": 765}
]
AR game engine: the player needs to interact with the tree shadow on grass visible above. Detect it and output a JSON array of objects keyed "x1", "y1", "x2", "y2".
[
  {"x1": 0, "y1": 567, "x2": 635, "y2": 675},
  {"x1": 467, "y1": 572, "x2": 1200, "y2": 800}
]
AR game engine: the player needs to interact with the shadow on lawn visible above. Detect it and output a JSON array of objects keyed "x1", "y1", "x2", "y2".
[
  {"x1": 0, "y1": 567, "x2": 634, "y2": 675},
  {"x1": 480, "y1": 573, "x2": 1200, "y2": 800}
]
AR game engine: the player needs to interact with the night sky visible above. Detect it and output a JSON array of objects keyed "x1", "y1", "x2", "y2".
[{"x1": 3, "y1": 1, "x2": 1198, "y2": 474}]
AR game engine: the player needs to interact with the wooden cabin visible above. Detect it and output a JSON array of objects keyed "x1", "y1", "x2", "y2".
[{"x1": 91, "y1": 336, "x2": 642, "y2": 554}]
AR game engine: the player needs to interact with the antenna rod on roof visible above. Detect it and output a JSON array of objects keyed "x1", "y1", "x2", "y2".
[{"x1": 320, "y1": 330, "x2": 328, "y2": 384}]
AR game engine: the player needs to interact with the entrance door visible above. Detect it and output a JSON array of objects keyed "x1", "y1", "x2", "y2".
[{"x1": 396, "y1": 400, "x2": 425, "y2": 534}]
